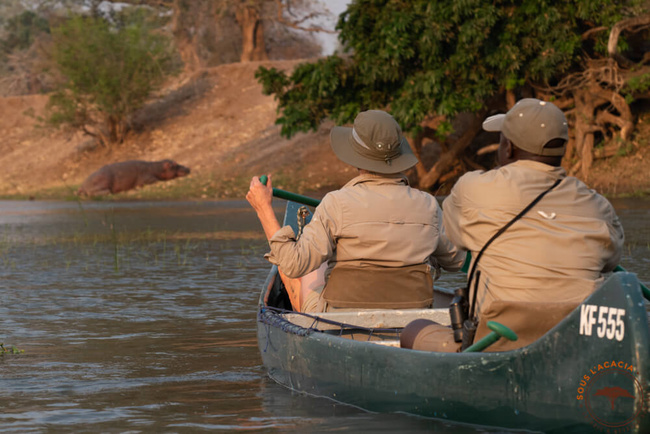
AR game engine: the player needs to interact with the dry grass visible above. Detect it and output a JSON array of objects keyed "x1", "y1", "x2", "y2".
[{"x1": 0, "y1": 60, "x2": 647, "y2": 200}]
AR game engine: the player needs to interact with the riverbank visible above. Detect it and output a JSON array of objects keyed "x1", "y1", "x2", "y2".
[{"x1": 0, "y1": 60, "x2": 648, "y2": 201}]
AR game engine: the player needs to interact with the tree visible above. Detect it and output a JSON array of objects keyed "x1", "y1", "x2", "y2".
[
  {"x1": 47, "y1": 11, "x2": 176, "y2": 146},
  {"x1": 0, "y1": 10, "x2": 50, "y2": 54},
  {"x1": 0, "y1": 10, "x2": 53, "y2": 95},
  {"x1": 256, "y1": 0, "x2": 649, "y2": 190},
  {"x1": 118, "y1": 0, "x2": 331, "y2": 69},
  {"x1": 220, "y1": 0, "x2": 334, "y2": 63},
  {"x1": 143, "y1": 0, "x2": 213, "y2": 71},
  {"x1": 234, "y1": 1, "x2": 268, "y2": 62},
  {"x1": 538, "y1": 14, "x2": 650, "y2": 178}
]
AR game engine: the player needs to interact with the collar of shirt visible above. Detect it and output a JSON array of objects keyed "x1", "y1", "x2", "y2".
[
  {"x1": 506, "y1": 160, "x2": 567, "y2": 180},
  {"x1": 344, "y1": 172, "x2": 409, "y2": 188}
]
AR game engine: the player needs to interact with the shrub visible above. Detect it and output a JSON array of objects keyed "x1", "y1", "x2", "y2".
[
  {"x1": 47, "y1": 12, "x2": 176, "y2": 146},
  {"x1": 0, "y1": 10, "x2": 50, "y2": 54}
]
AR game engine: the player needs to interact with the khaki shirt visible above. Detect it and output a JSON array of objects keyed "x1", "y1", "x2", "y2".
[
  {"x1": 442, "y1": 160, "x2": 624, "y2": 317},
  {"x1": 266, "y1": 173, "x2": 465, "y2": 282}
]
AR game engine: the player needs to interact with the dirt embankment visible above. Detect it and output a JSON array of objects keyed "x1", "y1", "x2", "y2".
[{"x1": 0, "y1": 60, "x2": 648, "y2": 200}]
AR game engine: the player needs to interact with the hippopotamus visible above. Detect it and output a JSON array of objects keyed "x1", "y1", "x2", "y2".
[{"x1": 77, "y1": 159, "x2": 191, "y2": 196}]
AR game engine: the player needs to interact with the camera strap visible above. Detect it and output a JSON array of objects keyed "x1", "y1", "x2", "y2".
[{"x1": 466, "y1": 178, "x2": 562, "y2": 322}]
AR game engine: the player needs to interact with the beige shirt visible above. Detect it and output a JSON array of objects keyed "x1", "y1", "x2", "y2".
[
  {"x1": 266, "y1": 173, "x2": 465, "y2": 281},
  {"x1": 442, "y1": 160, "x2": 624, "y2": 316}
]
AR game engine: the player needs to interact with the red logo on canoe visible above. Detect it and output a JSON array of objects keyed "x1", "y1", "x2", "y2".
[
  {"x1": 594, "y1": 386, "x2": 635, "y2": 410},
  {"x1": 577, "y1": 361, "x2": 647, "y2": 429}
]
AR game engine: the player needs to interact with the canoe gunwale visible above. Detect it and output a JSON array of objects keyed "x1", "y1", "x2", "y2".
[{"x1": 258, "y1": 307, "x2": 314, "y2": 338}]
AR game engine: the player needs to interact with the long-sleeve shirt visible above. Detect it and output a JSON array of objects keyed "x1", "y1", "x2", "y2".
[
  {"x1": 265, "y1": 173, "x2": 465, "y2": 305},
  {"x1": 442, "y1": 160, "x2": 624, "y2": 317}
]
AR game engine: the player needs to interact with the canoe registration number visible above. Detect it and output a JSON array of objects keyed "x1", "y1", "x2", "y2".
[{"x1": 579, "y1": 305, "x2": 625, "y2": 341}]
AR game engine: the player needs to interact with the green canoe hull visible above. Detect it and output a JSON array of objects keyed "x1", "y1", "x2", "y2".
[{"x1": 257, "y1": 202, "x2": 650, "y2": 432}]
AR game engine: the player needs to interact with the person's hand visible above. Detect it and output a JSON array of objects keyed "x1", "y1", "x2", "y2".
[
  {"x1": 246, "y1": 175, "x2": 281, "y2": 241},
  {"x1": 246, "y1": 175, "x2": 273, "y2": 214}
]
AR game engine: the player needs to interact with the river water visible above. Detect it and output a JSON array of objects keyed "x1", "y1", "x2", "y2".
[{"x1": 0, "y1": 198, "x2": 648, "y2": 433}]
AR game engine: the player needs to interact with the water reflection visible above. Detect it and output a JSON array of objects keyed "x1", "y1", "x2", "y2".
[{"x1": 0, "y1": 198, "x2": 648, "y2": 432}]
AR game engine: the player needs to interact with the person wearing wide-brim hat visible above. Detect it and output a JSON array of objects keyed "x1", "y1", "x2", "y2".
[{"x1": 247, "y1": 110, "x2": 465, "y2": 313}]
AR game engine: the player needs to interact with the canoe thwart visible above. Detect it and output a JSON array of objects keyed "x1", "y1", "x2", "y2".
[{"x1": 282, "y1": 308, "x2": 451, "y2": 330}]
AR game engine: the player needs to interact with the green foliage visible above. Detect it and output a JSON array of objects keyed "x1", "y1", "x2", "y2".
[
  {"x1": 47, "y1": 11, "x2": 176, "y2": 145},
  {"x1": 623, "y1": 73, "x2": 650, "y2": 104},
  {"x1": 257, "y1": 0, "x2": 642, "y2": 137},
  {"x1": 0, "y1": 10, "x2": 50, "y2": 54},
  {"x1": 0, "y1": 343, "x2": 24, "y2": 355}
]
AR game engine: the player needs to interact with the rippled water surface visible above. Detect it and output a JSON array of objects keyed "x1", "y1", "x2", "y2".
[{"x1": 0, "y1": 198, "x2": 648, "y2": 432}]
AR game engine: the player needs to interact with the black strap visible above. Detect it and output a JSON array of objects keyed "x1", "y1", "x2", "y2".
[{"x1": 467, "y1": 178, "x2": 562, "y2": 321}]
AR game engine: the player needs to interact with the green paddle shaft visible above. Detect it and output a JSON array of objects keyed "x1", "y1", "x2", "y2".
[
  {"x1": 259, "y1": 175, "x2": 321, "y2": 208},
  {"x1": 463, "y1": 321, "x2": 518, "y2": 353}
]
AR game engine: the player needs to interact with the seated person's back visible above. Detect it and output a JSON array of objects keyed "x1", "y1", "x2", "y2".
[
  {"x1": 300, "y1": 171, "x2": 462, "y2": 310},
  {"x1": 403, "y1": 99, "x2": 624, "y2": 352},
  {"x1": 444, "y1": 159, "x2": 622, "y2": 308},
  {"x1": 247, "y1": 110, "x2": 465, "y2": 313}
]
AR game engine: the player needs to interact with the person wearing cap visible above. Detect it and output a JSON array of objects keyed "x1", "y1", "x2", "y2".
[
  {"x1": 246, "y1": 110, "x2": 465, "y2": 312},
  {"x1": 401, "y1": 98, "x2": 624, "y2": 352}
]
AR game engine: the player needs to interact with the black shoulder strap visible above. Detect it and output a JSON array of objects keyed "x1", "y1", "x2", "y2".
[{"x1": 467, "y1": 178, "x2": 562, "y2": 320}]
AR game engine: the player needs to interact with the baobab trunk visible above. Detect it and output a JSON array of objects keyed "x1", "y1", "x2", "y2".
[
  {"x1": 236, "y1": 6, "x2": 268, "y2": 62},
  {"x1": 171, "y1": 0, "x2": 202, "y2": 72}
]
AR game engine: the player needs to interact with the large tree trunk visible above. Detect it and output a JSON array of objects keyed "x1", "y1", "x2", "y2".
[
  {"x1": 406, "y1": 115, "x2": 447, "y2": 187},
  {"x1": 171, "y1": 0, "x2": 203, "y2": 73},
  {"x1": 418, "y1": 111, "x2": 487, "y2": 190},
  {"x1": 236, "y1": 5, "x2": 268, "y2": 62},
  {"x1": 569, "y1": 79, "x2": 634, "y2": 179}
]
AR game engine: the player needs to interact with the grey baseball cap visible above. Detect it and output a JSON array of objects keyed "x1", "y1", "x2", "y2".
[
  {"x1": 482, "y1": 98, "x2": 569, "y2": 156},
  {"x1": 330, "y1": 110, "x2": 419, "y2": 174}
]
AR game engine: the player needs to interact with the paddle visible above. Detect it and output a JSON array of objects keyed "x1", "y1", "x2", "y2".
[
  {"x1": 462, "y1": 321, "x2": 518, "y2": 352},
  {"x1": 259, "y1": 175, "x2": 321, "y2": 208}
]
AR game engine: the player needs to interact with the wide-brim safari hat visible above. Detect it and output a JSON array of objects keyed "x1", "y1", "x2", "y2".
[{"x1": 330, "y1": 110, "x2": 419, "y2": 174}]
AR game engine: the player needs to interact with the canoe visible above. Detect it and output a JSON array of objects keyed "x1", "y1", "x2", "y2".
[{"x1": 257, "y1": 201, "x2": 650, "y2": 432}]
